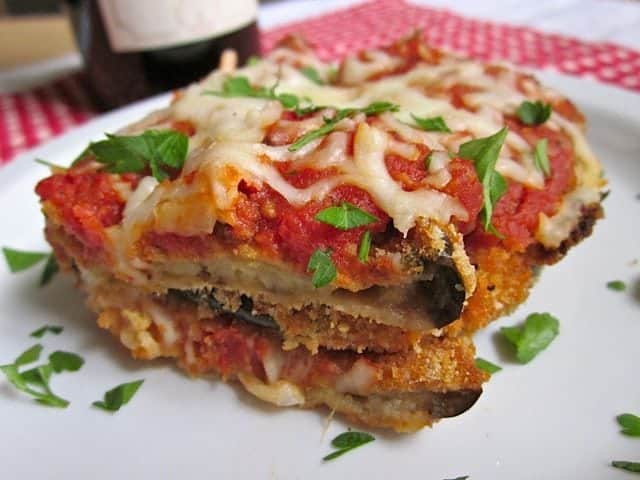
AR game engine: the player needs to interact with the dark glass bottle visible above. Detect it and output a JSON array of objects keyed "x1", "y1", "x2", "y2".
[{"x1": 68, "y1": 0, "x2": 260, "y2": 110}]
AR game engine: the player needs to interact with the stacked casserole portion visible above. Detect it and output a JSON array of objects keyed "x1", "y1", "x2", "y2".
[{"x1": 35, "y1": 33, "x2": 604, "y2": 431}]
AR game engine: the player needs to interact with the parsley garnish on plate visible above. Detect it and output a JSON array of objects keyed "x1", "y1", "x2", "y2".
[
  {"x1": 606, "y1": 280, "x2": 626, "y2": 291},
  {"x1": 458, "y1": 128, "x2": 509, "y2": 236},
  {"x1": 323, "y1": 431, "x2": 375, "y2": 461},
  {"x1": 358, "y1": 231, "x2": 372, "y2": 264},
  {"x1": 411, "y1": 114, "x2": 452, "y2": 133},
  {"x1": 30, "y1": 325, "x2": 63, "y2": 339},
  {"x1": 0, "y1": 344, "x2": 82, "y2": 408},
  {"x1": 617, "y1": 413, "x2": 640, "y2": 437},
  {"x1": 475, "y1": 357, "x2": 502, "y2": 374},
  {"x1": 3, "y1": 248, "x2": 59, "y2": 286},
  {"x1": 315, "y1": 202, "x2": 379, "y2": 230},
  {"x1": 93, "y1": 380, "x2": 145, "y2": 412},
  {"x1": 288, "y1": 101, "x2": 399, "y2": 151},
  {"x1": 612, "y1": 461, "x2": 640, "y2": 473},
  {"x1": 89, "y1": 130, "x2": 188, "y2": 181},
  {"x1": 501, "y1": 312, "x2": 559, "y2": 363},
  {"x1": 517, "y1": 100, "x2": 552, "y2": 125},
  {"x1": 533, "y1": 138, "x2": 551, "y2": 177},
  {"x1": 307, "y1": 249, "x2": 337, "y2": 288}
]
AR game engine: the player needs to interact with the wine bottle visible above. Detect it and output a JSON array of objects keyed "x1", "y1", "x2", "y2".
[{"x1": 68, "y1": 0, "x2": 260, "y2": 110}]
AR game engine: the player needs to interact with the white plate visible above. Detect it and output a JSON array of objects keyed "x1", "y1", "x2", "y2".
[{"x1": 0, "y1": 72, "x2": 639, "y2": 479}]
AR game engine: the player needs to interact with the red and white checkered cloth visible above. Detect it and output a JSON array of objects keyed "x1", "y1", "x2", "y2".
[{"x1": 1, "y1": 0, "x2": 639, "y2": 165}]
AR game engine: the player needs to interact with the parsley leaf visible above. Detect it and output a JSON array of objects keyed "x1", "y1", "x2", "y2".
[
  {"x1": 93, "y1": 380, "x2": 145, "y2": 412},
  {"x1": 411, "y1": 114, "x2": 452, "y2": 133},
  {"x1": 458, "y1": 128, "x2": 509, "y2": 234},
  {"x1": 612, "y1": 461, "x2": 640, "y2": 473},
  {"x1": 307, "y1": 249, "x2": 337, "y2": 288},
  {"x1": 315, "y1": 202, "x2": 379, "y2": 230},
  {"x1": 30, "y1": 325, "x2": 63, "y2": 338},
  {"x1": 607, "y1": 280, "x2": 626, "y2": 291},
  {"x1": 533, "y1": 138, "x2": 550, "y2": 177},
  {"x1": 475, "y1": 357, "x2": 502, "y2": 374},
  {"x1": 618, "y1": 413, "x2": 640, "y2": 437},
  {"x1": 358, "y1": 231, "x2": 372, "y2": 263},
  {"x1": 39, "y1": 254, "x2": 59, "y2": 286},
  {"x1": 1, "y1": 345, "x2": 71, "y2": 408},
  {"x1": 89, "y1": 130, "x2": 188, "y2": 181},
  {"x1": 517, "y1": 100, "x2": 552, "y2": 126},
  {"x1": 2, "y1": 247, "x2": 48, "y2": 273},
  {"x1": 49, "y1": 351, "x2": 84, "y2": 373},
  {"x1": 323, "y1": 431, "x2": 375, "y2": 461},
  {"x1": 300, "y1": 66, "x2": 324, "y2": 85},
  {"x1": 288, "y1": 102, "x2": 399, "y2": 151},
  {"x1": 205, "y1": 75, "x2": 306, "y2": 111},
  {"x1": 15, "y1": 344, "x2": 43, "y2": 366},
  {"x1": 501, "y1": 312, "x2": 559, "y2": 363}
]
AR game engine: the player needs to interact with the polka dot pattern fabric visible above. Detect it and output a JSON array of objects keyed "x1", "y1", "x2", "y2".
[{"x1": 1, "y1": 0, "x2": 638, "y2": 165}]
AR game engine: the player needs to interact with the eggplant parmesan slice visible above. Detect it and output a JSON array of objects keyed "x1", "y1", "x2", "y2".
[{"x1": 34, "y1": 31, "x2": 605, "y2": 431}]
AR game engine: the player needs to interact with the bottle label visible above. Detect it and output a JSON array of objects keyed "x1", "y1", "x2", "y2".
[{"x1": 97, "y1": 0, "x2": 258, "y2": 52}]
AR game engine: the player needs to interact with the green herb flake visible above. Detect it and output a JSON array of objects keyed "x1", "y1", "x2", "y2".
[
  {"x1": 475, "y1": 357, "x2": 502, "y2": 374},
  {"x1": 607, "y1": 280, "x2": 626, "y2": 292},
  {"x1": 315, "y1": 202, "x2": 379, "y2": 230},
  {"x1": 93, "y1": 379, "x2": 145, "y2": 412},
  {"x1": 14, "y1": 344, "x2": 44, "y2": 366},
  {"x1": 612, "y1": 461, "x2": 640, "y2": 473},
  {"x1": 516, "y1": 100, "x2": 552, "y2": 126},
  {"x1": 2, "y1": 247, "x2": 48, "y2": 273},
  {"x1": 300, "y1": 66, "x2": 324, "y2": 85},
  {"x1": 533, "y1": 138, "x2": 551, "y2": 177},
  {"x1": 288, "y1": 102, "x2": 399, "y2": 152},
  {"x1": 39, "y1": 254, "x2": 59, "y2": 286},
  {"x1": 358, "y1": 231, "x2": 372, "y2": 264},
  {"x1": 323, "y1": 431, "x2": 375, "y2": 461},
  {"x1": 205, "y1": 75, "x2": 307, "y2": 112},
  {"x1": 617, "y1": 413, "x2": 640, "y2": 437},
  {"x1": 89, "y1": 130, "x2": 188, "y2": 182},
  {"x1": 411, "y1": 114, "x2": 452, "y2": 133},
  {"x1": 49, "y1": 351, "x2": 84, "y2": 373},
  {"x1": 458, "y1": 128, "x2": 509, "y2": 235},
  {"x1": 30, "y1": 325, "x2": 63, "y2": 338},
  {"x1": 500, "y1": 312, "x2": 559, "y2": 364},
  {"x1": 306, "y1": 249, "x2": 337, "y2": 288}
]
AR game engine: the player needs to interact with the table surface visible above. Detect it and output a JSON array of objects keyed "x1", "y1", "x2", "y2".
[{"x1": 0, "y1": 0, "x2": 639, "y2": 94}]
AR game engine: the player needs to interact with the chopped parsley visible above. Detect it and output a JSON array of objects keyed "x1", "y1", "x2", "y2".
[
  {"x1": 300, "y1": 66, "x2": 324, "y2": 85},
  {"x1": 89, "y1": 130, "x2": 188, "y2": 181},
  {"x1": 475, "y1": 357, "x2": 502, "y2": 374},
  {"x1": 612, "y1": 461, "x2": 640, "y2": 473},
  {"x1": 288, "y1": 101, "x2": 399, "y2": 151},
  {"x1": 0, "y1": 344, "x2": 77, "y2": 408},
  {"x1": 458, "y1": 128, "x2": 509, "y2": 235},
  {"x1": 30, "y1": 325, "x2": 63, "y2": 338},
  {"x1": 500, "y1": 312, "x2": 559, "y2": 363},
  {"x1": 204, "y1": 75, "x2": 305, "y2": 110},
  {"x1": 307, "y1": 249, "x2": 337, "y2": 288},
  {"x1": 322, "y1": 431, "x2": 375, "y2": 461},
  {"x1": 606, "y1": 280, "x2": 626, "y2": 291},
  {"x1": 3, "y1": 248, "x2": 59, "y2": 286},
  {"x1": 533, "y1": 138, "x2": 550, "y2": 177},
  {"x1": 516, "y1": 100, "x2": 552, "y2": 125},
  {"x1": 246, "y1": 55, "x2": 261, "y2": 66},
  {"x1": 315, "y1": 202, "x2": 379, "y2": 230},
  {"x1": 617, "y1": 413, "x2": 640, "y2": 437},
  {"x1": 93, "y1": 379, "x2": 145, "y2": 412},
  {"x1": 358, "y1": 231, "x2": 372, "y2": 263},
  {"x1": 3, "y1": 247, "x2": 48, "y2": 273},
  {"x1": 411, "y1": 114, "x2": 451, "y2": 133},
  {"x1": 49, "y1": 351, "x2": 84, "y2": 373}
]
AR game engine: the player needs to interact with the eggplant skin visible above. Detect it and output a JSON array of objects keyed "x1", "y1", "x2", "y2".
[
  {"x1": 419, "y1": 261, "x2": 467, "y2": 328},
  {"x1": 430, "y1": 388, "x2": 483, "y2": 418}
]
